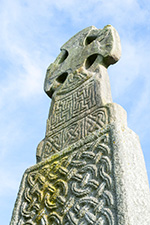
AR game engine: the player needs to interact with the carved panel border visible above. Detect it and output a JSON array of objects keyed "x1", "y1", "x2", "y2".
[
  {"x1": 43, "y1": 107, "x2": 108, "y2": 159},
  {"x1": 11, "y1": 126, "x2": 116, "y2": 225},
  {"x1": 47, "y1": 79, "x2": 97, "y2": 133}
]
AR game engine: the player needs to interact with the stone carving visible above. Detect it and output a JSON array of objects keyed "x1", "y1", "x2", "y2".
[
  {"x1": 16, "y1": 130, "x2": 114, "y2": 225},
  {"x1": 10, "y1": 25, "x2": 150, "y2": 225},
  {"x1": 47, "y1": 79, "x2": 97, "y2": 132},
  {"x1": 39, "y1": 25, "x2": 121, "y2": 162},
  {"x1": 43, "y1": 107, "x2": 108, "y2": 158},
  {"x1": 44, "y1": 25, "x2": 121, "y2": 98}
]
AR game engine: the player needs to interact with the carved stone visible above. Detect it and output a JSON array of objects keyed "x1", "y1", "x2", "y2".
[{"x1": 10, "y1": 25, "x2": 150, "y2": 225}]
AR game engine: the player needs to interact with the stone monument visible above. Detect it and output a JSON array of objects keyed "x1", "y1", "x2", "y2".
[{"x1": 10, "y1": 25, "x2": 150, "y2": 225}]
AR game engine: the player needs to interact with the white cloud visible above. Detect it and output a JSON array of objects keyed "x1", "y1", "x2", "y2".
[
  {"x1": 40, "y1": 0, "x2": 150, "y2": 32},
  {"x1": 0, "y1": 0, "x2": 150, "y2": 224},
  {"x1": 109, "y1": 34, "x2": 150, "y2": 140}
]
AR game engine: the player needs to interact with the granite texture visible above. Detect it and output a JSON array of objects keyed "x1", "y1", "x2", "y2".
[{"x1": 10, "y1": 25, "x2": 150, "y2": 225}]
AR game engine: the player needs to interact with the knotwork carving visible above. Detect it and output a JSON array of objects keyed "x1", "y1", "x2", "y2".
[
  {"x1": 10, "y1": 25, "x2": 122, "y2": 225},
  {"x1": 44, "y1": 25, "x2": 121, "y2": 98},
  {"x1": 17, "y1": 130, "x2": 115, "y2": 225},
  {"x1": 42, "y1": 107, "x2": 108, "y2": 158},
  {"x1": 38, "y1": 25, "x2": 121, "y2": 162}
]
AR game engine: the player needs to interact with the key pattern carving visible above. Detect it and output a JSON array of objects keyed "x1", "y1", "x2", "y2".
[{"x1": 49, "y1": 79, "x2": 96, "y2": 131}]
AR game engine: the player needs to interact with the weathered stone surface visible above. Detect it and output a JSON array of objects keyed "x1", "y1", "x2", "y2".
[
  {"x1": 10, "y1": 25, "x2": 150, "y2": 225},
  {"x1": 40, "y1": 25, "x2": 121, "y2": 162}
]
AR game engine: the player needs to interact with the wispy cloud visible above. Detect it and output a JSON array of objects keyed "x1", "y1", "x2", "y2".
[{"x1": 0, "y1": 0, "x2": 150, "y2": 224}]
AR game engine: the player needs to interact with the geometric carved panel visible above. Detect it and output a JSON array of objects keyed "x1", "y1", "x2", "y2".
[
  {"x1": 47, "y1": 79, "x2": 97, "y2": 133},
  {"x1": 42, "y1": 107, "x2": 108, "y2": 159},
  {"x1": 14, "y1": 128, "x2": 116, "y2": 224}
]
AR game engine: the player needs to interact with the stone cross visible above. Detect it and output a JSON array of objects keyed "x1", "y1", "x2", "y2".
[
  {"x1": 10, "y1": 25, "x2": 150, "y2": 225},
  {"x1": 36, "y1": 25, "x2": 121, "y2": 162}
]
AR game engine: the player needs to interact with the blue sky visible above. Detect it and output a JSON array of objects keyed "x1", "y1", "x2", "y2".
[{"x1": 0, "y1": 0, "x2": 150, "y2": 224}]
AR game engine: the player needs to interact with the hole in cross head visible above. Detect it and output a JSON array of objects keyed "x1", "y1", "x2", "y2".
[
  {"x1": 85, "y1": 36, "x2": 97, "y2": 45},
  {"x1": 59, "y1": 49, "x2": 69, "y2": 64},
  {"x1": 48, "y1": 87, "x2": 55, "y2": 98},
  {"x1": 85, "y1": 54, "x2": 98, "y2": 69},
  {"x1": 56, "y1": 72, "x2": 68, "y2": 84}
]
